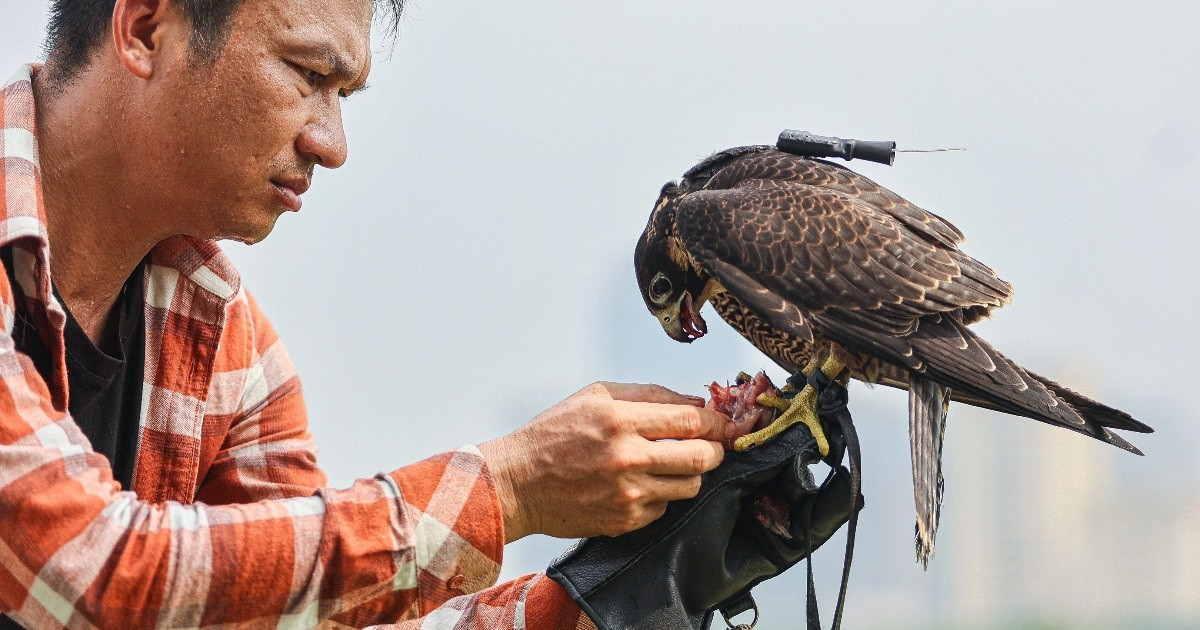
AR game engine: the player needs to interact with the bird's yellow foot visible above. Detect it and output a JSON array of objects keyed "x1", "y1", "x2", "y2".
[
  {"x1": 733, "y1": 384, "x2": 830, "y2": 455},
  {"x1": 731, "y1": 352, "x2": 846, "y2": 454}
]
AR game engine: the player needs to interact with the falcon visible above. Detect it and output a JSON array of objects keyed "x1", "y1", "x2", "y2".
[{"x1": 633, "y1": 145, "x2": 1153, "y2": 566}]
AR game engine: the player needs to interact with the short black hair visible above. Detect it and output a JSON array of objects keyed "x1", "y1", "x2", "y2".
[{"x1": 43, "y1": 0, "x2": 405, "y2": 84}]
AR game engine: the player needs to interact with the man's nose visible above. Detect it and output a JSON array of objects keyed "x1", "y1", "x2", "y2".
[{"x1": 296, "y1": 96, "x2": 348, "y2": 169}]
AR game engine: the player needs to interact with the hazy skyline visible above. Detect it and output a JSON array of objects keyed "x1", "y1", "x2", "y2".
[{"x1": 4, "y1": 2, "x2": 1198, "y2": 627}]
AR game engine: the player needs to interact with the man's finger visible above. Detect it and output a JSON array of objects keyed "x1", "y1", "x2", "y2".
[
  {"x1": 615, "y1": 400, "x2": 731, "y2": 441},
  {"x1": 642, "y1": 438, "x2": 724, "y2": 475},
  {"x1": 600, "y1": 382, "x2": 706, "y2": 407},
  {"x1": 644, "y1": 473, "x2": 706, "y2": 503}
]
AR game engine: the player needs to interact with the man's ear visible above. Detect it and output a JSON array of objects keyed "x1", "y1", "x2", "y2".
[{"x1": 111, "y1": 0, "x2": 182, "y2": 79}]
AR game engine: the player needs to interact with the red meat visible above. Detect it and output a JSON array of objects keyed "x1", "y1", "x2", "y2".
[{"x1": 706, "y1": 371, "x2": 782, "y2": 450}]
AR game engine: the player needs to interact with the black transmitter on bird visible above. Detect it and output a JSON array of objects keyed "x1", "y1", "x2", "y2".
[{"x1": 776, "y1": 130, "x2": 897, "y2": 165}]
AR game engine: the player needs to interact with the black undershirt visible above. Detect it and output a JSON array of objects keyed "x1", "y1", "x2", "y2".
[
  {"x1": 2, "y1": 246, "x2": 146, "y2": 489},
  {"x1": 0, "y1": 251, "x2": 147, "y2": 630}
]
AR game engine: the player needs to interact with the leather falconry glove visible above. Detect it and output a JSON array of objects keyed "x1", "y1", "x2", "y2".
[{"x1": 548, "y1": 375, "x2": 863, "y2": 630}]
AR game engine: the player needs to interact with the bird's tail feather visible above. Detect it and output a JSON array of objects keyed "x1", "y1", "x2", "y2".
[
  {"x1": 898, "y1": 385, "x2": 1152, "y2": 437},
  {"x1": 816, "y1": 312, "x2": 1148, "y2": 453},
  {"x1": 908, "y1": 315, "x2": 1145, "y2": 455},
  {"x1": 1030, "y1": 374, "x2": 1153, "y2": 434},
  {"x1": 909, "y1": 374, "x2": 949, "y2": 570}
]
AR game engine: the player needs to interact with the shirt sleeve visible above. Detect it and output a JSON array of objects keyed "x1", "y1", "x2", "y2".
[
  {"x1": 0, "y1": 295, "x2": 580, "y2": 627},
  {"x1": 354, "y1": 573, "x2": 594, "y2": 630}
]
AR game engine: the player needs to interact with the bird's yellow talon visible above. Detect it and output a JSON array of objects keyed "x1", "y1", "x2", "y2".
[
  {"x1": 755, "y1": 393, "x2": 790, "y2": 411},
  {"x1": 734, "y1": 352, "x2": 845, "y2": 453},
  {"x1": 736, "y1": 385, "x2": 831, "y2": 456},
  {"x1": 800, "y1": 413, "x2": 831, "y2": 457}
]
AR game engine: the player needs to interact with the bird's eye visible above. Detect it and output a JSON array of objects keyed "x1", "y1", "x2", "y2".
[
  {"x1": 651, "y1": 276, "x2": 671, "y2": 296},
  {"x1": 649, "y1": 272, "x2": 673, "y2": 304}
]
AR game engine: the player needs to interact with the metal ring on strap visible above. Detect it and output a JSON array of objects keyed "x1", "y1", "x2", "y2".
[{"x1": 722, "y1": 600, "x2": 759, "y2": 630}]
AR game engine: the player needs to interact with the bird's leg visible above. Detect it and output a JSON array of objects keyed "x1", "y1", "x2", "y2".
[
  {"x1": 781, "y1": 355, "x2": 823, "y2": 398},
  {"x1": 753, "y1": 355, "x2": 818, "y2": 413},
  {"x1": 734, "y1": 351, "x2": 847, "y2": 454}
]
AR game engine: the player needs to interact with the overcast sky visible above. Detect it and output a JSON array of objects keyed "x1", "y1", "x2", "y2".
[{"x1": 4, "y1": 2, "x2": 1199, "y2": 627}]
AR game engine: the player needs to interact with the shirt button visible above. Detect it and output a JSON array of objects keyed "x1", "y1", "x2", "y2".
[{"x1": 448, "y1": 573, "x2": 465, "y2": 592}]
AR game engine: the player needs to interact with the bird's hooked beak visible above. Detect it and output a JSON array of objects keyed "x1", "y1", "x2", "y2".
[
  {"x1": 658, "y1": 291, "x2": 708, "y2": 343},
  {"x1": 652, "y1": 278, "x2": 725, "y2": 343}
]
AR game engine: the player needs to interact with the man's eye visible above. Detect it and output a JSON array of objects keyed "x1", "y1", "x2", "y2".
[
  {"x1": 289, "y1": 62, "x2": 323, "y2": 87},
  {"x1": 302, "y1": 68, "x2": 323, "y2": 86}
]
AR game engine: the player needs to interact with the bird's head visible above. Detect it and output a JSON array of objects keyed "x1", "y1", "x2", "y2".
[{"x1": 634, "y1": 182, "x2": 720, "y2": 343}]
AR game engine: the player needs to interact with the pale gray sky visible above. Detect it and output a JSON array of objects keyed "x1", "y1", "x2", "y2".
[{"x1": 4, "y1": 2, "x2": 1199, "y2": 627}]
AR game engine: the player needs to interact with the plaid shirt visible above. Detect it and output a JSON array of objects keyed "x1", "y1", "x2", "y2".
[{"x1": 0, "y1": 65, "x2": 590, "y2": 630}]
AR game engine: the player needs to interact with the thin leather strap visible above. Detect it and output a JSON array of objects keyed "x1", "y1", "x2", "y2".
[
  {"x1": 829, "y1": 408, "x2": 861, "y2": 630},
  {"x1": 802, "y1": 472, "x2": 822, "y2": 630}
]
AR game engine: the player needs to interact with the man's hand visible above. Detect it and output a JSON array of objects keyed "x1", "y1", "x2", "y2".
[
  {"x1": 479, "y1": 382, "x2": 733, "y2": 542},
  {"x1": 547, "y1": 376, "x2": 862, "y2": 630}
]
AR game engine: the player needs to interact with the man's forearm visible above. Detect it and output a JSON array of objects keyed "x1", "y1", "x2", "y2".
[{"x1": 0, "y1": 436, "x2": 504, "y2": 627}]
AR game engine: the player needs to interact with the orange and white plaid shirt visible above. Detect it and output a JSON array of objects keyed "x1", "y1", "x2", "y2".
[{"x1": 0, "y1": 65, "x2": 590, "y2": 630}]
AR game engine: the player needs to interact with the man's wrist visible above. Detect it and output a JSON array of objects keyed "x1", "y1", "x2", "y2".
[{"x1": 478, "y1": 437, "x2": 533, "y2": 543}]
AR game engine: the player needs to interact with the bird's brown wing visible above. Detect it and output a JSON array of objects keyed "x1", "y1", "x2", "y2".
[
  {"x1": 673, "y1": 182, "x2": 1144, "y2": 451},
  {"x1": 696, "y1": 152, "x2": 973, "y2": 255},
  {"x1": 676, "y1": 182, "x2": 1009, "y2": 333}
]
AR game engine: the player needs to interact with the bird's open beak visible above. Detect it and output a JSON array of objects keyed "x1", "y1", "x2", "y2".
[{"x1": 658, "y1": 292, "x2": 708, "y2": 343}]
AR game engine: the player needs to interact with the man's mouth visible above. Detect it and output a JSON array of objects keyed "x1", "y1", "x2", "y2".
[
  {"x1": 271, "y1": 176, "x2": 310, "y2": 212},
  {"x1": 680, "y1": 292, "x2": 708, "y2": 341}
]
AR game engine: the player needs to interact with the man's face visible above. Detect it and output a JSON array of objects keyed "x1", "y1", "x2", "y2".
[{"x1": 139, "y1": 0, "x2": 372, "y2": 244}]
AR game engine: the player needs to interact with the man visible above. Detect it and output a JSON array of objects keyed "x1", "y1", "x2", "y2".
[{"x1": 0, "y1": 0, "x2": 738, "y2": 626}]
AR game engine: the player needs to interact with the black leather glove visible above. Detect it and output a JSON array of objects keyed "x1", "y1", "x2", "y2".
[{"x1": 547, "y1": 378, "x2": 862, "y2": 630}]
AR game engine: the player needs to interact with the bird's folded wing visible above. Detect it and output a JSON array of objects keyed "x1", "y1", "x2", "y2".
[{"x1": 674, "y1": 183, "x2": 1008, "y2": 336}]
